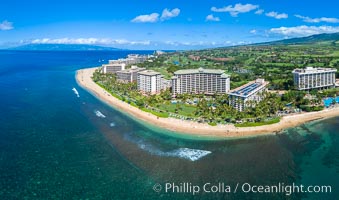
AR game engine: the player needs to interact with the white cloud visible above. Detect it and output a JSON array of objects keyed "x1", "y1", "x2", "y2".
[
  {"x1": 269, "y1": 25, "x2": 339, "y2": 37},
  {"x1": 250, "y1": 29, "x2": 257, "y2": 34},
  {"x1": 161, "y1": 40, "x2": 253, "y2": 47},
  {"x1": 206, "y1": 14, "x2": 220, "y2": 22},
  {"x1": 30, "y1": 38, "x2": 151, "y2": 45},
  {"x1": 255, "y1": 9, "x2": 264, "y2": 15},
  {"x1": 131, "y1": 13, "x2": 159, "y2": 23},
  {"x1": 211, "y1": 3, "x2": 259, "y2": 17},
  {"x1": 0, "y1": 20, "x2": 13, "y2": 30},
  {"x1": 266, "y1": 11, "x2": 288, "y2": 19},
  {"x1": 161, "y1": 8, "x2": 180, "y2": 20},
  {"x1": 131, "y1": 8, "x2": 180, "y2": 23},
  {"x1": 164, "y1": 40, "x2": 234, "y2": 47},
  {"x1": 295, "y1": 15, "x2": 339, "y2": 23}
]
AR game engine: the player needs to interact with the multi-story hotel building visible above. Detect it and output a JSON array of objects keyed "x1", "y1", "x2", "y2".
[
  {"x1": 126, "y1": 54, "x2": 149, "y2": 64},
  {"x1": 102, "y1": 63, "x2": 126, "y2": 74},
  {"x1": 171, "y1": 68, "x2": 230, "y2": 95},
  {"x1": 228, "y1": 79, "x2": 269, "y2": 112},
  {"x1": 137, "y1": 70, "x2": 163, "y2": 95},
  {"x1": 292, "y1": 67, "x2": 337, "y2": 90},
  {"x1": 109, "y1": 54, "x2": 150, "y2": 65},
  {"x1": 116, "y1": 66, "x2": 146, "y2": 83}
]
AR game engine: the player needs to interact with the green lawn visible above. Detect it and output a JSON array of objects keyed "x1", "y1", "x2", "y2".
[
  {"x1": 141, "y1": 108, "x2": 169, "y2": 118},
  {"x1": 155, "y1": 103, "x2": 197, "y2": 117},
  {"x1": 235, "y1": 117, "x2": 280, "y2": 127},
  {"x1": 153, "y1": 67, "x2": 172, "y2": 79},
  {"x1": 231, "y1": 80, "x2": 249, "y2": 89}
]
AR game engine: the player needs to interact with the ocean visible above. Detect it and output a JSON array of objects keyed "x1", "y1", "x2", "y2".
[{"x1": 0, "y1": 50, "x2": 338, "y2": 199}]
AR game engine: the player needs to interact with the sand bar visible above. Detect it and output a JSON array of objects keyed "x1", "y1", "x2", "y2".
[{"x1": 76, "y1": 67, "x2": 339, "y2": 138}]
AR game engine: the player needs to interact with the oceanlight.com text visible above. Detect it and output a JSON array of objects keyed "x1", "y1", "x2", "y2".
[{"x1": 153, "y1": 182, "x2": 332, "y2": 196}]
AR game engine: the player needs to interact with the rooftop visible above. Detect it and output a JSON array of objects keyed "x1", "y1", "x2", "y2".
[
  {"x1": 117, "y1": 67, "x2": 145, "y2": 74},
  {"x1": 138, "y1": 70, "x2": 161, "y2": 76},
  {"x1": 102, "y1": 63, "x2": 126, "y2": 67},
  {"x1": 174, "y1": 67, "x2": 228, "y2": 76},
  {"x1": 293, "y1": 67, "x2": 337, "y2": 73},
  {"x1": 228, "y1": 79, "x2": 269, "y2": 98}
]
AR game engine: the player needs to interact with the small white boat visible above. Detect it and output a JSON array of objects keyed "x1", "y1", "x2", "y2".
[{"x1": 72, "y1": 87, "x2": 80, "y2": 98}]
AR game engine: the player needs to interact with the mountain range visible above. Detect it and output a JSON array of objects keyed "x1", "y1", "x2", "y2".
[
  {"x1": 259, "y1": 32, "x2": 339, "y2": 45},
  {"x1": 9, "y1": 44, "x2": 121, "y2": 51},
  {"x1": 7, "y1": 32, "x2": 339, "y2": 51}
]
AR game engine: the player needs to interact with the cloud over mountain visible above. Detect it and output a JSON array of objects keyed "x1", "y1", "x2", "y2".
[
  {"x1": 295, "y1": 15, "x2": 339, "y2": 23},
  {"x1": 270, "y1": 25, "x2": 339, "y2": 36}
]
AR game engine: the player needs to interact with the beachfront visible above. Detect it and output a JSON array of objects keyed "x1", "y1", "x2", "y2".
[{"x1": 76, "y1": 67, "x2": 339, "y2": 138}]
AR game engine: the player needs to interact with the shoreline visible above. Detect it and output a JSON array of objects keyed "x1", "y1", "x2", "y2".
[{"x1": 76, "y1": 67, "x2": 339, "y2": 138}]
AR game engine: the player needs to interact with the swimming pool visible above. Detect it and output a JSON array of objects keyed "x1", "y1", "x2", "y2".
[{"x1": 323, "y1": 96, "x2": 339, "y2": 107}]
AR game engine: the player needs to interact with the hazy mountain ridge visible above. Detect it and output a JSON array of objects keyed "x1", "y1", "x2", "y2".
[
  {"x1": 9, "y1": 44, "x2": 122, "y2": 51},
  {"x1": 6, "y1": 33, "x2": 339, "y2": 51},
  {"x1": 258, "y1": 33, "x2": 339, "y2": 46}
]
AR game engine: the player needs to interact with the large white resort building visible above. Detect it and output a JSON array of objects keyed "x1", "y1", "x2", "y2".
[
  {"x1": 102, "y1": 63, "x2": 125, "y2": 74},
  {"x1": 228, "y1": 79, "x2": 269, "y2": 112},
  {"x1": 108, "y1": 54, "x2": 150, "y2": 65},
  {"x1": 137, "y1": 70, "x2": 164, "y2": 95},
  {"x1": 116, "y1": 66, "x2": 146, "y2": 83},
  {"x1": 292, "y1": 67, "x2": 337, "y2": 90},
  {"x1": 171, "y1": 68, "x2": 230, "y2": 95},
  {"x1": 102, "y1": 54, "x2": 151, "y2": 74}
]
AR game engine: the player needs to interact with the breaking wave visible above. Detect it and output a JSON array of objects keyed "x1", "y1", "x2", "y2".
[
  {"x1": 125, "y1": 134, "x2": 211, "y2": 161},
  {"x1": 72, "y1": 87, "x2": 80, "y2": 98},
  {"x1": 94, "y1": 110, "x2": 106, "y2": 118}
]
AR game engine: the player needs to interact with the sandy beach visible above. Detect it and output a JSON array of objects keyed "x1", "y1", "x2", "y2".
[{"x1": 76, "y1": 67, "x2": 339, "y2": 138}]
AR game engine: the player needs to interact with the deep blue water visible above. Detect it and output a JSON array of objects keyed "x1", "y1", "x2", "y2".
[{"x1": 0, "y1": 50, "x2": 338, "y2": 200}]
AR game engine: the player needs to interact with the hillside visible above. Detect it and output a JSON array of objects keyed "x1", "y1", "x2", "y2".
[{"x1": 260, "y1": 32, "x2": 339, "y2": 45}]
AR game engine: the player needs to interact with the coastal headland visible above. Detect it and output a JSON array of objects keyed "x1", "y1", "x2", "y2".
[{"x1": 76, "y1": 67, "x2": 339, "y2": 138}]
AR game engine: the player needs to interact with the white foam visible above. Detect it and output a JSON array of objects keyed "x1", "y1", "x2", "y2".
[
  {"x1": 124, "y1": 135, "x2": 211, "y2": 161},
  {"x1": 109, "y1": 122, "x2": 116, "y2": 127},
  {"x1": 72, "y1": 87, "x2": 80, "y2": 98},
  {"x1": 167, "y1": 148, "x2": 211, "y2": 161},
  {"x1": 94, "y1": 110, "x2": 106, "y2": 118}
]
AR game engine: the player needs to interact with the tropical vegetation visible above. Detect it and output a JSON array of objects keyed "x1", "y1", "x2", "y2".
[{"x1": 92, "y1": 33, "x2": 339, "y2": 127}]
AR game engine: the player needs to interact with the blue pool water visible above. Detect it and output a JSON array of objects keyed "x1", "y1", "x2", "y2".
[{"x1": 323, "y1": 96, "x2": 339, "y2": 107}]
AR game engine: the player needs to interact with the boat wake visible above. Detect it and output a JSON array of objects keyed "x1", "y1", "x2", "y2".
[
  {"x1": 125, "y1": 135, "x2": 211, "y2": 161},
  {"x1": 72, "y1": 87, "x2": 80, "y2": 98},
  {"x1": 94, "y1": 110, "x2": 106, "y2": 118}
]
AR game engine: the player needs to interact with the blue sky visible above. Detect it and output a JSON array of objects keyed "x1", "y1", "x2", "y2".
[{"x1": 1, "y1": 0, "x2": 339, "y2": 50}]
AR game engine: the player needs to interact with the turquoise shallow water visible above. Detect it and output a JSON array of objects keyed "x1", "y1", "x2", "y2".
[{"x1": 0, "y1": 50, "x2": 338, "y2": 199}]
